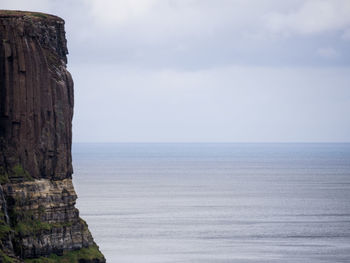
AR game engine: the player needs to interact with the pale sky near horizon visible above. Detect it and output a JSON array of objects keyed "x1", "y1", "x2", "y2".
[{"x1": 1, "y1": 0, "x2": 350, "y2": 142}]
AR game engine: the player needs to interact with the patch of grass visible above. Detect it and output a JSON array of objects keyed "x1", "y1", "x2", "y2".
[
  {"x1": 0, "y1": 208, "x2": 12, "y2": 239},
  {"x1": 0, "y1": 10, "x2": 51, "y2": 20},
  {"x1": 10, "y1": 164, "x2": 33, "y2": 181},
  {"x1": 0, "y1": 224, "x2": 12, "y2": 238},
  {"x1": 12, "y1": 209, "x2": 73, "y2": 236},
  {"x1": 14, "y1": 218, "x2": 51, "y2": 236},
  {"x1": 0, "y1": 10, "x2": 16, "y2": 15},
  {"x1": 24, "y1": 245, "x2": 105, "y2": 263},
  {"x1": 0, "y1": 166, "x2": 9, "y2": 184},
  {"x1": 0, "y1": 249, "x2": 15, "y2": 263},
  {"x1": 30, "y1": 13, "x2": 48, "y2": 19},
  {"x1": 8, "y1": 200, "x2": 76, "y2": 237}
]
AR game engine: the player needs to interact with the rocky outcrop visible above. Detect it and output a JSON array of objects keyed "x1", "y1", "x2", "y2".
[{"x1": 0, "y1": 10, "x2": 105, "y2": 262}]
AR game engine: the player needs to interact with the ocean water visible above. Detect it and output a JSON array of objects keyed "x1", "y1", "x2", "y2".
[{"x1": 72, "y1": 143, "x2": 350, "y2": 263}]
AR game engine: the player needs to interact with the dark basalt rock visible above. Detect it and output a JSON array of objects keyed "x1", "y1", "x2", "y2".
[
  {"x1": 0, "y1": 10, "x2": 73, "y2": 181},
  {"x1": 0, "y1": 10, "x2": 105, "y2": 262}
]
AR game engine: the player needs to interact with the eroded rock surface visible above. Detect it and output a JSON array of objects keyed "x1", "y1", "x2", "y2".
[{"x1": 0, "y1": 10, "x2": 105, "y2": 262}]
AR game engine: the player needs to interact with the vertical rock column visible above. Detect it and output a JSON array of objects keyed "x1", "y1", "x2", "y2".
[{"x1": 0, "y1": 11, "x2": 105, "y2": 262}]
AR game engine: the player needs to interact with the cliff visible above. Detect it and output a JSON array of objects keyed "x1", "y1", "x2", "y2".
[{"x1": 0, "y1": 10, "x2": 105, "y2": 262}]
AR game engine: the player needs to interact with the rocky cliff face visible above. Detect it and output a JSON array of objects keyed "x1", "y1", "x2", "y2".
[{"x1": 0, "y1": 10, "x2": 105, "y2": 262}]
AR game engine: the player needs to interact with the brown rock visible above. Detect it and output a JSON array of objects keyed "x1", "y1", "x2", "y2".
[
  {"x1": 0, "y1": 10, "x2": 72, "y2": 181},
  {"x1": 0, "y1": 10, "x2": 105, "y2": 262}
]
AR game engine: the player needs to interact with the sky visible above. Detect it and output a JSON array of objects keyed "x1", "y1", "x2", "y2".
[{"x1": 1, "y1": 0, "x2": 350, "y2": 142}]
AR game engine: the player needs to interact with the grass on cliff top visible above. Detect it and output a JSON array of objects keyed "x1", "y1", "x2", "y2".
[
  {"x1": 0, "y1": 10, "x2": 61, "y2": 21},
  {"x1": 24, "y1": 245, "x2": 105, "y2": 263}
]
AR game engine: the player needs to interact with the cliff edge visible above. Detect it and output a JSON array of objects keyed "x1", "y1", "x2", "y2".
[{"x1": 0, "y1": 10, "x2": 105, "y2": 262}]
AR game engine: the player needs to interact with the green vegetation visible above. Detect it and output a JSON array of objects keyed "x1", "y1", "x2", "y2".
[
  {"x1": 30, "y1": 13, "x2": 48, "y2": 19},
  {"x1": 0, "y1": 10, "x2": 51, "y2": 19},
  {"x1": 0, "y1": 164, "x2": 34, "y2": 183},
  {"x1": 0, "y1": 211, "x2": 12, "y2": 259},
  {"x1": 0, "y1": 210, "x2": 11, "y2": 239},
  {"x1": 11, "y1": 164, "x2": 33, "y2": 181},
  {"x1": 11, "y1": 209, "x2": 73, "y2": 236},
  {"x1": 0, "y1": 166, "x2": 9, "y2": 184},
  {"x1": 24, "y1": 245, "x2": 105, "y2": 263},
  {"x1": 0, "y1": 206, "x2": 96, "y2": 262},
  {"x1": 8, "y1": 209, "x2": 102, "y2": 261},
  {"x1": 0, "y1": 224, "x2": 12, "y2": 238},
  {"x1": 14, "y1": 218, "x2": 51, "y2": 236},
  {"x1": 0, "y1": 10, "x2": 17, "y2": 15},
  {"x1": 0, "y1": 249, "x2": 15, "y2": 263},
  {"x1": 15, "y1": 220, "x2": 74, "y2": 235}
]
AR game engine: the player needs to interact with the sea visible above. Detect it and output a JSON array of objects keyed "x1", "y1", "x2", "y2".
[{"x1": 72, "y1": 143, "x2": 350, "y2": 263}]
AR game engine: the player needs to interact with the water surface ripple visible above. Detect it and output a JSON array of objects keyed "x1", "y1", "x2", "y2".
[{"x1": 73, "y1": 143, "x2": 350, "y2": 263}]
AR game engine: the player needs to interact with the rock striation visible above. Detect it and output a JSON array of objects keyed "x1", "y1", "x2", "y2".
[{"x1": 0, "y1": 10, "x2": 105, "y2": 262}]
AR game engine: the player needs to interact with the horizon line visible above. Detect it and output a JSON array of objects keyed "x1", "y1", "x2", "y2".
[{"x1": 72, "y1": 141, "x2": 350, "y2": 144}]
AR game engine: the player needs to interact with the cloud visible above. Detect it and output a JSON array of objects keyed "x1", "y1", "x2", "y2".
[
  {"x1": 264, "y1": 0, "x2": 350, "y2": 35},
  {"x1": 317, "y1": 47, "x2": 339, "y2": 59},
  {"x1": 1, "y1": 0, "x2": 349, "y2": 141},
  {"x1": 0, "y1": 0, "x2": 50, "y2": 12},
  {"x1": 1, "y1": 1, "x2": 349, "y2": 69},
  {"x1": 81, "y1": 1, "x2": 303, "y2": 39},
  {"x1": 342, "y1": 28, "x2": 350, "y2": 40},
  {"x1": 58, "y1": 0, "x2": 348, "y2": 69},
  {"x1": 71, "y1": 64, "x2": 350, "y2": 142},
  {"x1": 83, "y1": 0, "x2": 157, "y2": 25}
]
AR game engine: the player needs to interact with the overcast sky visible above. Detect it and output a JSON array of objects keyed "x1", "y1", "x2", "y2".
[{"x1": 2, "y1": 0, "x2": 350, "y2": 142}]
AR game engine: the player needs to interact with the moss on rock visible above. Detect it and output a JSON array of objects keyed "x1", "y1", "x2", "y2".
[
  {"x1": 10, "y1": 165, "x2": 33, "y2": 182},
  {"x1": 0, "y1": 167, "x2": 9, "y2": 184},
  {"x1": 0, "y1": 249, "x2": 16, "y2": 263},
  {"x1": 24, "y1": 245, "x2": 105, "y2": 263}
]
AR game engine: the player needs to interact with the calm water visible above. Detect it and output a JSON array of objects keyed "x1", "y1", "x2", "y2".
[{"x1": 72, "y1": 143, "x2": 350, "y2": 263}]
